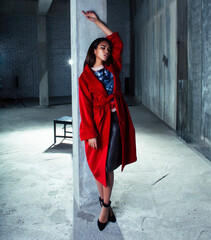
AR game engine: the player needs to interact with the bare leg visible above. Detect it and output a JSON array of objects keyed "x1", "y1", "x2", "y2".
[
  {"x1": 99, "y1": 171, "x2": 114, "y2": 223},
  {"x1": 96, "y1": 179, "x2": 104, "y2": 200},
  {"x1": 103, "y1": 171, "x2": 114, "y2": 204}
]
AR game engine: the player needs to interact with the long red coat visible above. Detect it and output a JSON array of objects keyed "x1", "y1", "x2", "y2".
[{"x1": 79, "y1": 32, "x2": 137, "y2": 187}]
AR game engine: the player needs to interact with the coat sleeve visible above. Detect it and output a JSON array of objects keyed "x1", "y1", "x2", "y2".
[
  {"x1": 106, "y1": 32, "x2": 123, "y2": 72},
  {"x1": 79, "y1": 77, "x2": 98, "y2": 141}
]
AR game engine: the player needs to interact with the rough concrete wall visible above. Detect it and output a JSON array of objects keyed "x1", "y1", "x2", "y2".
[
  {"x1": 132, "y1": 0, "x2": 177, "y2": 129},
  {"x1": 0, "y1": 16, "x2": 39, "y2": 98},
  {"x1": 187, "y1": 0, "x2": 203, "y2": 138},
  {"x1": 188, "y1": 0, "x2": 211, "y2": 143},
  {"x1": 202, "y1": 0, "x2": 211, "y2": 143},
  {"x1": 107, "y1": 0, "x2": 130, "y2": 93},
  {"x1": 47, "y1": 16, "x2": 71, "y2": 97}
]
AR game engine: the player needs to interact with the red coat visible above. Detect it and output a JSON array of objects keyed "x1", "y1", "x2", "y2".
[{"x1": 79, "y1": 32, "x2": 137, "y2": 187}]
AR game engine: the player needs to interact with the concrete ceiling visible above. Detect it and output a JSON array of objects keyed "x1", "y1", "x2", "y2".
[
  {"x1": 37, "y1": 0, "x2": 53, "y2": 15},
  {"x1": 46, "y1": 0, "x2": 70, "y2": 17}
]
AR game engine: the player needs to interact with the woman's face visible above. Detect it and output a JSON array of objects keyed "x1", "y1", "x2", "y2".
[{"x1": 94, "y1": 41, "x2": 111, "y2": 63}]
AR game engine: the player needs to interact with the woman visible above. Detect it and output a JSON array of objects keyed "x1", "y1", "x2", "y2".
[{"x1": 79, "y1": 11, "x2": 137, "y2": 231}]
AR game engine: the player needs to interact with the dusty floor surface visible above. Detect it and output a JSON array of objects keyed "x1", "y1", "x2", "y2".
[{"x1": 0, "y1": 101, "x2": 211, "y2": 240}]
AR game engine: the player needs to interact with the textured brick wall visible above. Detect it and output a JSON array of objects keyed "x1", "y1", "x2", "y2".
[
  {"x1": 47, "y1": 16, "x2": 71, "y2": 97},
  {"x1": 0, "y1": 16, "x2": 38, "y2": 98},
  {"x1": 188, "y1": 0, "x2": 211, "y2": 142},
  {"x1": 0, "y1": 14, "x2": 71, "y2": 99}
]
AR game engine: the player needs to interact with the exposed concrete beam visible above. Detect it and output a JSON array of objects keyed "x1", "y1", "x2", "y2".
[{"x1": 37, "y1": 0, "x2": 53, "y2": 15}]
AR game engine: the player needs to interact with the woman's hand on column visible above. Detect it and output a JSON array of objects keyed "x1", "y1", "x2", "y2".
[
  {"x1": 82, "y1": 10, "x2": 113, "y2": 36},
  {"x1": 82, "y1": 11, "x2": 98, "y2": 22},
  {"x1": 88, "y1": 138, "x2": 98, "y2": 149}
]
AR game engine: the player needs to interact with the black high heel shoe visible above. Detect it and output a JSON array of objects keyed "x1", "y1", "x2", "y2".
[
  {"x1": 98, "y1": 197, "x2": 116, "y2": 223},
  {"x1": 108, "y1": 201, "x2": 116, "y2": 223},
  {"x1": 98, "y1": 196, "x2": 103, "y2": 207},
  {"x1": 108, "y1": 209, "x2": 116, "y2": 223},
  {"x1": 97, "y1": 201, "x2": 110, "y2": 231}
]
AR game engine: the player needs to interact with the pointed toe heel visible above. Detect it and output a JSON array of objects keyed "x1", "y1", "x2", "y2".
[
  {"x1": 97, "y1": 219, "x2": 108, "y2": 231},
  {"x1": 97, "y1": 200, "x2": 111, "y2": 231}
]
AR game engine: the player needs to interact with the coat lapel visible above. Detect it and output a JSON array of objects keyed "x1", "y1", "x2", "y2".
[{"x1": 84, "y1": 64, "x2": 108, "y2": 96}]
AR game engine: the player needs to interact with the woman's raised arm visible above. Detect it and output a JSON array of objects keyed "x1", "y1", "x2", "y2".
[{"x1": 82, "y1": 10, "x2": 113, "y2": 36}]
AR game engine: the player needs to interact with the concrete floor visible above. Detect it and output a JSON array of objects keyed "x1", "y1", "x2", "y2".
[{"x1": 1, "y1": 101, "x2": 211, "y2": 240}]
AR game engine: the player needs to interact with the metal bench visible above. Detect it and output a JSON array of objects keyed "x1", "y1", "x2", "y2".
[{"x1": 53, "y1": 116, "x2": 73, "y2": 144}]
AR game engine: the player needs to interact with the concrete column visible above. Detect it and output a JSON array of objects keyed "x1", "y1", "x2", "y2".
[
  {"x1": 70, "y1": 0, "x2": 107, "y2": 208},
  {"x1": 38, "y1": 16, "x2": 49, "y2": 107}
]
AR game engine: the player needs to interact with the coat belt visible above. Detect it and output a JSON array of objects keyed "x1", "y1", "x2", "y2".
[{"x1": 93, "y1": 91, "x2": 125, "y2": 123}]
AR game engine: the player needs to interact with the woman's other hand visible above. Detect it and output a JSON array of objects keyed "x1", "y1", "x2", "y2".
[
  {"x1": 88, "y1": 138, "x2": 98, "y2": 149},
  {"x1": 82, "y1": 10, "x2": 98, "y2": 22}
]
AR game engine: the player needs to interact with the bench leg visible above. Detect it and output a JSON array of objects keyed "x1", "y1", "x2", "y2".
[
  {"x1": 64, "y1": 124, "x2": 66, "y2": 139},
  {"x1": 54, "y1": 121, "x2": 56, "y2": 144}
]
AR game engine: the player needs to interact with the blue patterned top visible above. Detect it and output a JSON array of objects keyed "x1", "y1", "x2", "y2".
[{"x1": 93, "y1": 68, "x2": 114, "y2": 95}]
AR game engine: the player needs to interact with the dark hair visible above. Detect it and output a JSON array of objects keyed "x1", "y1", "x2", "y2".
[{"x1": 83, "y1": 38, "x2": 113, "y2": 68}]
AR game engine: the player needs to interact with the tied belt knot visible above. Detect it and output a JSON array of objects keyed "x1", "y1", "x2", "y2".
[{"x1": 93, "y1": 91, "x2": 125, "y2": 123}]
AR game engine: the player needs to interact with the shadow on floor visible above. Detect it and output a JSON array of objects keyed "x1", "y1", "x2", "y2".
[
  {"x1": 73, "y1": 200, "x2": 124, "y2": 240},
  {"x1": 44, "y1": 142, "x2": 72, "y2": 154}
]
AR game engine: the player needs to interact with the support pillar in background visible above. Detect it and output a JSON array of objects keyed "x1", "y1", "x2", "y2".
[
  {"x1": 38, "y1": 15, "x2": 49, "y2": 107},
  {"x1": 37, "y1": 0, "x2": 53, "y2": 107},
  {"x1": 70, "y1": 0, "x2": 107, "y2": 208}
]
